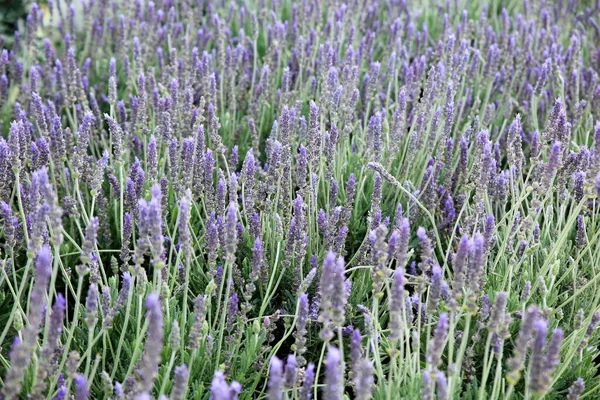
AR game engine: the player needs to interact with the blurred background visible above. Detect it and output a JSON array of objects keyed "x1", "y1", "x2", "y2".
[
  {"x1": 0, "y1": 0, "x2": 29, "y2": 41},
  {"x1": 0, "y1": 0, "x2": 83, "y2": 46}
]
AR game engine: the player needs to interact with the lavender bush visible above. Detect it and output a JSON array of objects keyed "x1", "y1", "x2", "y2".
[{"x1": 1, "y1": 0, "x2": 600, "y2": 399}]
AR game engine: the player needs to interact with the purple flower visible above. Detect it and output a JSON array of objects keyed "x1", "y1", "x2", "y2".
[
  {"x1": 449, "y1": 235, "x2": 470, "y2": 311},
  {"x1": 466, "y1": 232, "x2": 486, "y2": 313},
  {"x1": 389, "y1": 268, "x2": 405, "y2": 342},
  {"x1": 53, "y1": 385, "x2": 67, "y2": 400},
  {"x1": 227, "y1": 293, "x2": 239, "y2": 332},
  {"x1": 529, "y1": 319, "x2": 551, "y2": 393},
  {"x1": 85, "y1": 283, "x2": 99, "y2": 328},
  {"x1": 205, "y1": 213, "x2": 220, "y2": 272},
  {"x1": 428, "y1": 264, "x2": 443, "y2": 311},
  {"x1": 188, "y1": 295, "x2": 207, "y2": 349},
  {"x1": 426, "y1": 313, "x2": 449, "y2": 369},
  {"x1": 210, "y1": 370, "x2": 242, "y2": 400},
  {"x1": 245, "y1": 236, "x2": 263, "y2": 302},
  {"x1": 171, "y1": 365, "x2": 190, "y2": 400},
  {"x1": 353, "y1": 358, "x2": 374, "y2": 400},
  {"x1": 318, "y1": 251, "x2": 348, "y2": 341},
  {"x1": 483, "y1": 215, "x2": 495, "y2": 251},
  {"x1": 41, "y1": 293, "x2": 66, "y2": 366},
  {"x1": 324, "y1": 346, "x2": 344, "y2": 400},
  {"x1": 137, "y1": 184, "x2": 164, "y2": 268},
  {"x1": 74, "y1": 374, "x2": 89, "y2": 400},
  {"x1": 436, "y1": 370, "x2": 448, "y2": 400},
  {"x1": 299, "y1": 363, "x2": 315, "y2": 400},
  {"x1": 284, "y1": 354, "x2": 298, "y2": 388},
  {"x1": 2, "y1": 245, "x2": 52, "y2": 398},
  {"x1": 105, "y1": 114, "x2": 123, "y2": 160},
  {"x1": 541, "y1": 141, "x2": 562, "y2": 192},
  {"x1": 268, "y1": 356, "x2": 284, "y2": 400},
  {"x1": 80, "y1": 216, "x2": 99, "y2": 268},
  {"x1": 177, "y1": 191, "x2": 192, "y2": 259},
  {"x1": 294, "y1": 293, "x2": 310, "y2": 366},
  {"x1": 488, "y1": 292, "x2": 508, "y2": 333},
  {"x1": 135, "y1": 293, "x2": 164, "y2": 394},
  {"x1": 368, "y1": 112, "x2": 383, "y2": 161},
  {"x1": 225, "y1": 202, "x2": 238, "y2": 264},
  {"x1": 567, "y1": 378, "x2": 585, "y2": 400},
  {"x1": 121, "y1": 212, "x2": 133, "y2": 263},
  {"x1": 422, "y1": 369, "x2": 433, "y2": 399},
  {"x1": 104, "y1": 272, "x2": 132, "y2": 329},
  {"x1": 417, "y1": 227, "x2": 433, "y2": 272},
  {"x1": 369, "y1": 224, "x2": 389, "y2": 295}
]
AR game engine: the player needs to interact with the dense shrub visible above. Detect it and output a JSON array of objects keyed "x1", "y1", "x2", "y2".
[{"x1": 1, "y1": 1, "x2": 600, "y2": 399}]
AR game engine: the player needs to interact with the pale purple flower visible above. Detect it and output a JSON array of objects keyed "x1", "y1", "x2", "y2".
[
  {"x1": 389, "y1": 267, "x2": 405, "y2": 342},
  {"x1": 541, "y1": 142, "x2": 562, "y2": 192},
  {"x1": 2, "y1": 245, "x2": 52, "y2": 398},
  {"x1": 137, "y1": 184, "x2": 164, "y2": 267},
  {"x1": 210, "y1": 370, "x2": 241, "y2": 400},
  {"x1": 294, "y1": 292, "x2": 309, "y2": 366},
  {"x1": 225, "y1": 202, "x2": 238, "y2": 264},
  {"x1": 436, "y1": 370, "x2": 448, "y2": 400},
  {"x1": 428, "y1": 264, "x2": 443, "y2": 311},
  {"x1": 324, "y1": 346, "x2": 343, "y2": 400},
  {"x1": 74, "y1": 374, "x2": 89, "y2": 400},
  {"x1": 529, "y1": 319, "x2": 550, "y2": 393},
  {"x1": 449, "y1": 235, "x2": 470, "y2": 311},
  {"x1": 135, "y1": 293, "x2": 164, "y2": 393},
  {"x1": 80, "y1": 216, "x2": 99, "y2": 268},
  {"x1": 427, "y1": 313, "x2": 449, "y2": 369},
  {"x1": 171, "y1": 365, "x2": 190, "y2": 400},
  {"x1": 284, "y1": 354, "x2": 298, "y2": 388},
  {"x1": 567, "y1": 378, "x2": 585, "y2": 400},
  {"x1": 85, "y1": 283, "x2": 99, "y2": 328},
  {"x1": 268, "y1": 356, "x2": 284, "y2": 400},
  {"x1": 177, "y1": 191, "x2": 192, "y2": 259},
  {"x1": 42, "y1": 293, "x2": 66, "y2": 365},
  {"x1": 466, "y1": 232, "x2": 485, "y2": 313},
  {"x1": 299, "y1": 363, "x2": 315, "y2": 400},
  {"x1": 188, "y1": 295, "x2": 207, "y2": 349},
  {"x1": 318, "y1": 251, "x2": 347, "y2": 341}
]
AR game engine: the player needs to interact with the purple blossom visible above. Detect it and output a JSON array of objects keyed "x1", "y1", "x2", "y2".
[
  {"x1": 268, "y1": 356, "x2": 284, "y2": 400},
  {"x1": 390, "y1": 267, "x2": 406, "y2": 342},
  {"x1": 568, "y1": 378, "x2": 585, "y2": 400},
  {"x1": 2, "y1": 245, "x2": 52, "y2": 399},
  {"x1": 135, "y1": 293, "x2": 164, "y2": 394},
  {"x1": 426, "y1": 313, "x2": 449, "y2": 369},
  {"x1": 324, "y1": 346, "x2": 343, "y2": 400},
  {"x1": 210, "y1": 370, "x2": 242, "y2": 400},
  {"x1": 299, "y1": 363, "x2": 315, "y2": 400},
  {"x1": 318, "y1": 251, "x2": 348, "y2": 341},
  {"x1": 74, "y1": 374, "x2": 89, "y2": 400}
]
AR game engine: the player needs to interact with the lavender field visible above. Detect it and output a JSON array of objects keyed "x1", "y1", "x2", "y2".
[{"x1": 1, "y1": 0, "x2": 600, "y2": 399}]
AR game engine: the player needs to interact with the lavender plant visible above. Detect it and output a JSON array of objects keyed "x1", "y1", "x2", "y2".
[{"x1": 1, "y1": 0, "x2": 600, "y2": 399}]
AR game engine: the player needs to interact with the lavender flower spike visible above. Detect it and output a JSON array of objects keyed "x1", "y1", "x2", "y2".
[
  {"x1": 135, "y1": 293, "x2": 164, "y2": 394},
  {"x1": 427, "y1": 313, "x2": 449, "y2": 370},
  {"x1": 299, "y1": 363, "x2": 315, "y2": 400},
  {"x1": 389, "y1": 267, "x2": 405, "y2": 342},
  {"x1": 2, "y1": 245, "x2": 52, "y2": 399},
  {"x1": 74, "y1": 374, "x2": 89, "y2": 400},
  {"x1": 268, "y1": 356, "x2": 284, "y2": 400},
  {"x1": 318, "y1": 251, "x2": 348, "y2": 341},
  {"x1": 171, "y1": 365, "x2": 190, "y2": 400},
  {"x1": 210, "y1": 370, "x2": 242, "y2": 400},
  {"x1": 353, "y1": 358, "x2": 374, "y2": 400},
  {"x1": 324, "y1": 346, "x2": 344, "y2": 400},
  {"x1": 567, "y1": 378, "x2": 585, "y2": 400}
]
